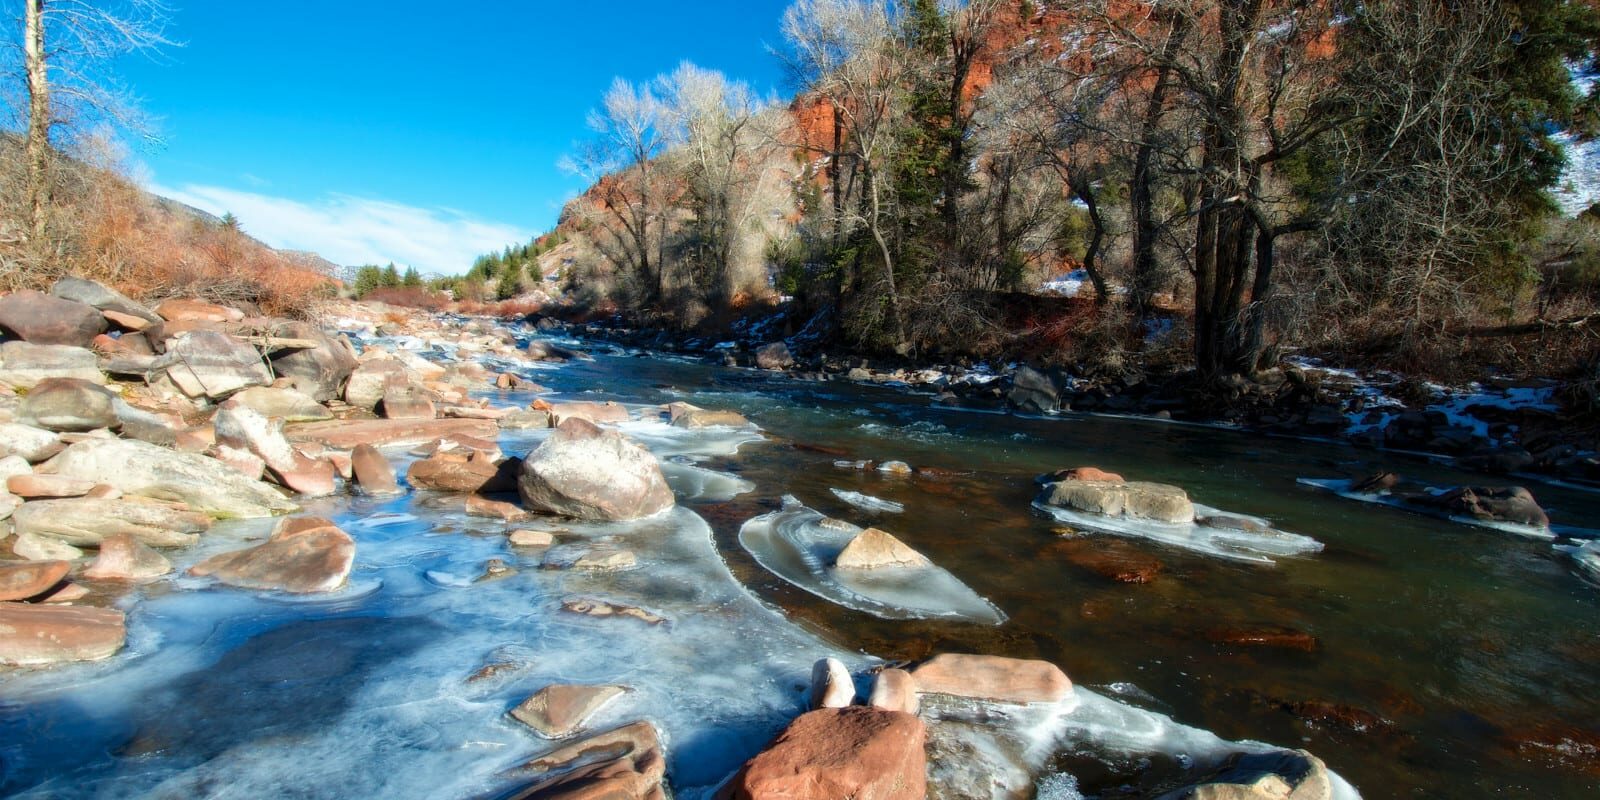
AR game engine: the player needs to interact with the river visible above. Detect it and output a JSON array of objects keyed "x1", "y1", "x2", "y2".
[{"x1": 2, "y1": 323, "x2": 1596, "y2": 798}]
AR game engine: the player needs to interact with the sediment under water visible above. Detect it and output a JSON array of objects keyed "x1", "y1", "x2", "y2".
[{"x1": 2, "y1": 325, "x2": 1596, "y2": 798}]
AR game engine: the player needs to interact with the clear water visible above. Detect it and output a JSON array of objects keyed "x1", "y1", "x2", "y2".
[{"x1": 2, "y1": 332, "x2": 1597, "y2": 798}]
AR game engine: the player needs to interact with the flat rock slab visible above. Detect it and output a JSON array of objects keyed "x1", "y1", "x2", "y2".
[
  {"x1": 910, "y1": 653, "x2": 1074, "y2": 705},
  {"x1": 12, "y1": 497, "x2": 212, "y2": 547},
  {"x1": 229, "y1": 386, "x2": 333, "y2": 422},
  {"x1": 0, "y1": 560, "x2": 71, "y2": 601},
  {"x1": 0, "y1": 341, "x2": 105, "y2": 390},
  {"x1": 164, "y1": 330, "x2": 272, "y2": 400},
  {"x1": 560, "y1": 597, "x2": 665, "y2": 625},
  {"x1": 0, "y1": 602, "x2": 126, "y2": 666},
  {"x1": 0, "y1": 423, "x2": 64, "y2": 462},
  {"x1": 721, "y1": 706, "x2": 926, "y2": 800},
  {"x1": 510, "y1": 684, "x2": 627, "y2": 738},
  {"x1": 42, "y1": 438, "x2": 299, "y2": 519},
  {"x1": 286, "y1": 418, "x2": 497, "y2": 450},
  {"x1": 189, "y1": 516, "x2": 354, "y2": 593},
  {"x1": 17, "y1": 378, "x2": 118, "y2": 432},
  {"x1": 547, "y1": 401, "x2": 631, "y2": 426},
  {"x1": 0, "y1": 289, "x2": 107, "y2": 347},
  {"x1": 7, "y1": 474, "x2": 96, "y2": 499}
]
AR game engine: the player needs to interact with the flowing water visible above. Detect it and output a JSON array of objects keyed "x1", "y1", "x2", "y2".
[{"x1": 2, "y1": 326, "x2": 1597, "y2": 798}]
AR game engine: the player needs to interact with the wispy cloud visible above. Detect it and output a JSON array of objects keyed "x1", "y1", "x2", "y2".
[{"x1": 146, "y1": 181, "x2": 532, "y2": 275}]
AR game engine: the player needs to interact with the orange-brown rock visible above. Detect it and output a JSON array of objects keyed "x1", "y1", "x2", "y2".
[
  {"x1": 1051, "y1": 537, "x2": 1163, "y2": 584},
  {"x1": 286, "y1": 417, "x2": 497, "y2": 450},
  {"x1": 6, "y1": 474, "x2": 96, "y2": 499},
  {"x1": 82, "y1": 533, "x2": 172, "y2": 581},
  {"x1": 718, "y1": 707, "x2": 926, "y2": 800},
  {"x1": 501, "y1": 721, "x2": 665, "y2": 800},
  {"x1": 0, "y1": 601, "x2": 126, "y2": 665},
  {"x1": 0, "y1": 560, "x2": 70, "y2": 601},
  {"x1": 407, "y1": 452, "x2": 519, "y2": 494},
  {"x1": 188, "y1": 516, "x2": 354, "y2": 593},
  {"x1": 1206, "y1": 626, "x2": 1319, "y2": 653},
  {"x1": 465, "y1": 494, "x2": 530, "y2": 521},
  {"x1": 349, "y1": 443, "x2": 402, "y2": 496},
  {"x1": 509, "y1": 684, "x2": 627, "y2": 738},
  {"x1": 910, "y1": 653, "x2": 1073, "y2": 704}
]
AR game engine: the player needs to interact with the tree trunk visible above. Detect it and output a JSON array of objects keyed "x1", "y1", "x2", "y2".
[
  {"x1": 1129, "y1": 18, "x2": 1188, "y2": 320},
  {"x1": 1073, "y1": 182, "x2": 1111, "y2": 304},
  {"x1": 25, "y1": 0, "x2": 50, "y2": 242}
]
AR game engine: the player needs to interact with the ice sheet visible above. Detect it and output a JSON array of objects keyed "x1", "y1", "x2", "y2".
[
  {"x1": 1032, "y1": 502, "x2": 1323, "y2": 564},
  {"x1": 830, "y1": 488, "x2": 905, "y2": 514},
  {"x1": 1297, "y1": 478, "x2": 1556, "y2": 541},
  {"x1": 738, "y1": 497, "x2": 1006, "y2": 624}
]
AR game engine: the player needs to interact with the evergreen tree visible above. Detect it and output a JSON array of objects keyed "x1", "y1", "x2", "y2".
[
  {"x1": 352, "y1": 265, "x2": 384, "y2": 298},
  {"x1": 402, "y1": 266, "x2": 422, "y2": 287},
  {"x1": 381, "y1": 263, "x2": 401, "y2": 287}
]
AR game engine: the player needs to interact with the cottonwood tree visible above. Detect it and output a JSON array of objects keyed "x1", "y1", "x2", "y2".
[
  {"x1": 782, "y1": 0, "x2": 913, "y2": 350},
  {"x1": 654, "y1": 62, "x2": 775, "y2": 309},
  {"x1": 563, "y1": 77, "x2": 667, "y2": 305},
  {"x1": 10, "y1": 0, "x2": 172, "y2": 241}
]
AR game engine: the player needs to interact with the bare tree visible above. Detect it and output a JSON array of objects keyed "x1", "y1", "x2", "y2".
[{"x1": 11, "y1": 0, "x2": 173, "y2": 241}]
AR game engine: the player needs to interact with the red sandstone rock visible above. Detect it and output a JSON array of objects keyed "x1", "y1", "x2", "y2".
[{"x1": 718, "y1": 707, "x2": 926, "y2": 800}]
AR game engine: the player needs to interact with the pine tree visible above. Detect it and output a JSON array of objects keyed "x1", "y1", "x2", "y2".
[{"x1": 402, "y1": 266, "x2": 422, "y2": 287}]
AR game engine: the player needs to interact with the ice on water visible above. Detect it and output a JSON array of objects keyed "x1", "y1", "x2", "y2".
[
  {"x1": 1033, "y1": 502, "x2": 1324, "y2": 564},
  {"x1": 1297, "y1": 477, "x2": 1556, "y2": 541},
  {"x1": 739, "y1": 496, "x2": 1006, "y2": 624},
  {"x1": 830, "y1": 488, "x2": 905, "y2": 514}
]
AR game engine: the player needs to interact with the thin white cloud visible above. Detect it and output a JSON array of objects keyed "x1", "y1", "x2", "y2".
[{"x1": 145, "y1": 181, "x2": 532, "y2": 275}]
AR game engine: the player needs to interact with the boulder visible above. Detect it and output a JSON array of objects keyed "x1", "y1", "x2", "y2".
[
  {"x1": 509, "y1": 529, "x2": 555, "y2": 548},
  {"x1": 834, "y1": 528, "x2": 933, "y2": 570},
  {"x1": 0, "y1": 289, "x2": 107, "y2": 346},
  {"x1": 1041, "y1": 479, "x2": 1196, "y2": 525},
  {"x1": 286, "y1": 417, "x2": 498, "y2": 450},
  {"x1": 910, "y1": 653, "x2": 1074, "y2": 705},
  {"x1": 349, "y1": 443, "x2": 402, "y2": 495},
  {"x1": 667, "y1": 402, "x2": 750, "y2": 429},
  {"x1": 266, "y1": 323, "x2": 359, "y2": 402},
  {"x1": 164, "y1": 331, "x2": 272, "y2": 400},
  {"x1": 82, "y1": 532, "x2": 172, "y2": 581},
  {"x1": 12, "y1": 497, "x2": 212, "y2": 547},
  {"x1": 17, "y1": 378, "x2": 118, "y2": 432},
  {"x1": 1044, "y1": 466, "x2": 1126, "y2": 483},
  {"x1": 49, "y1": 277, "x2": 161, "y2": 325},
  {"x1": 1409, "y1": 485, "x2": 1550, "y2": 528},
  {"x1": 501, "y1": 721, "x2": 665, "y2": 800},
  {"x1": 0, "y1": 559, "x2": 70, "y2": 601},
  {"x1": 1157, "y1": 749, "x2": 1333, "y2": 800},
  {"x1": 1008, "y1": 366, "x2": 1059, "y2": 413},
  {"x1": 40, "y1": 438, "x2": 298, "y2": 518},
  {"x1": 509, "y1": 684, "x2": 628, "y2": 738},
  {"x1": 0, "y1": 342, "x2": 105, "y2": 389},
  {"x1": 518, "y1": 418, "x2": 674, "y2": 521},
  {"x1": 0, "y1": 602, "x2": 126, "y2": 666},
  {"x1": 154, "y1": 298, "x2": 244, "y2": 324},
  {"x1": 7, "y1": 474, "x2": 95, "y2": 498},
  {"x1": 868, "y1": 668, "x2": 919, "y2": 714},
  {"x1": 229, "y1": 386, "x2": 333, "y2": 422},
  {"x1": 719, "y1": 707, "x2": 926, "y2": 800},
  {"x1": 188, "y1": 516, "x2": 355, "y2": 593},
  {"x1": 379, "y1": 384, "x2": 436, "y2": 419},
  {"x1": 214, "y1": 402, "x2": 337, "y2": 496},
  {"x1": 344, "y1": 358, "x2": 409, "y2": 411},
  {"x1": 0, "y1": 455, "x2": 33, "y2": 484},
  {"x1": 755, "y1": 341, "x2": 794, "y2": 370},
  {"x1": 0, "y1": 489, "x2": 17, "y2": 523},
  {"x1": 810, "y1": 657, "x2": 855, "y2": 709},
  {"x1": 407, "y1": 451, "x2": 519, "y2": 493},
  {"x1": 548, "y1": 401, "x2": 630, "y2": 426},
  {"x1": 0, "y1": 423, "x2": 62, "y2": 462},
  {"x1": 12, "y1": 532, "x2": 84, "y2": 561}
]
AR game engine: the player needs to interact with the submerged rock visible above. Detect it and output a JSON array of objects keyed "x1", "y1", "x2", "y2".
[
  {"x1": 42, "y1": 438, "x2": 298, "y2": 518},
  {"x1": 1407, "y1": 485, "x2": 1549, "y2": 528},
  {"x1": 0, "y1": 602, "x2": 126, "y2": 665},
  {"x1": 509, "y1": 684, "x2": 627, "y2": 738},
  {"x1": 501, "y1": 721, "x2": 665, "y2": 800},
  {"x1": 518, "y1": 418, "x2": 674, "y2": 521},
  {"x1": 910, "y1": 653, "x2": 1074, "y2": 705},
  {"x1": 560, "y1": 597, "x2": 666, "y2": 625},
  {"x1": 188, "y1": 516, "x2": 355, "y2": 593},
  {"x1": 1157, "y1": 748, "x2": 1333, "y2": 800},
  {"x1": 720, "y1": 706, "x2": 925, "y2": 800}
]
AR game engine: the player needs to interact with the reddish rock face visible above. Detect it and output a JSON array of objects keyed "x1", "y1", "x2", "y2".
[
  {"x1": 407, "y1": 452, "x2": 520, "y2": 494},
  {"x1": 719, "y1": 707, "x2": 926, "y2": 800},
  {"x1": 465, "y1": 494, "x2": 530, "y2": 521},
  {"x1": 286, "y1": 418, "x2": 498, "y2": 450},
  {"x1": 0, "y1": 290, "x2": 108, "y2": 347},
  {"x1": 6, "y1": 474, "x2": 96, "y2": 499},
  {"x1": 910, "y1": 653, "x2": 1074, "y2": 705},
  {"x1": 0, "y1": 601, "x2": 127, "y2": 665},
  {"x1": 0, "y1": 560, "x2": 71, "y2": 601},
  {"x1": 547, "y1": 401, "x2": 631, "y2": 426},
  {"x1": 502, "y1": 721, "x2": 665, "y2": 800},
  {"x1": 154, "y1": 298, "x2": 245, "y2": 324}
]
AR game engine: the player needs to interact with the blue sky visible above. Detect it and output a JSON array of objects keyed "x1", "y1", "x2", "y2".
[{"x1": 113, "y1": 1, "x2": 794, "y2": 273}]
